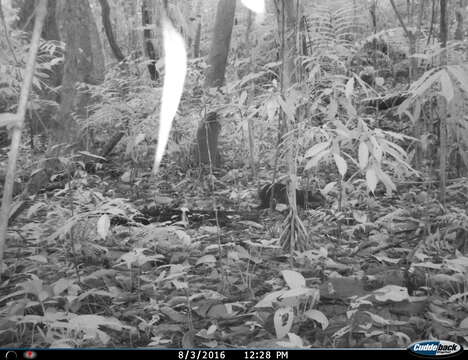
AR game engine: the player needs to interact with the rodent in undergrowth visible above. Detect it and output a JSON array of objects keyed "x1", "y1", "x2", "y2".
[{"x1": 258, "y1": 183, "x2": 326, "y2": 209}]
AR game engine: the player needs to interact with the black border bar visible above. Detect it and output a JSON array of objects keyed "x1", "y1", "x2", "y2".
[{"x1": 2, "y1": 348, "x2": 466, "y2": 360}]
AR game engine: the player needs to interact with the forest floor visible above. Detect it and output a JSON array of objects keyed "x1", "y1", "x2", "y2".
[{"x1": 0, "y1": 150, "x2": 468, "y2": 348}]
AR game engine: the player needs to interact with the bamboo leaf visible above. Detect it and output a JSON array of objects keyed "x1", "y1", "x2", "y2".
[
  {"x1": 333, "y1": 153, "x2": 347, "y2": 177},
  {"x1": 439, "y1": 69, "x2": 454, "y2": 104},
  {"x1": 366, "y1": 168, "x2": 377, "y2": 193},
  {"x1": 304, "y1": 142, "x2": 330, "y2": 159},
  {"x1": 345, "y1": 77, "x2": 355, "y2": 100},
  {"x1": 358, "y1": 142, "x2": 369, "y2": 170}
]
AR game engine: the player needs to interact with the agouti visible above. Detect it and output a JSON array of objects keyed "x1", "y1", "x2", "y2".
[{"x1": 258, "y1": 183, "x2": 326, "y2": 209}]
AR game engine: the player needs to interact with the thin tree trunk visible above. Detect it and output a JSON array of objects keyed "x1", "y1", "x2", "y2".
[
  {"x1": 274, "y1": 0, "x2": 308, "y2": 252},
  {"x1": 204, "y1": 0, "x2": 237, "y2": 88},
  {"x1": 0, "y1": 0, "x2": 47, "y2": 273},
  {"x1": 439, "y1": 0, "x2": 448, "y2": 206},
  {"x1": 283, "y1": 0, "x2": 300, "y2": 251},
  {"x1": 245, "y1": 10, "x2": 256, "y2": 179},
  {"x1": 282, "y1": 0, "x2": 297, "y2": 86},
  {"x1": 427, "y1": 0, "x2": 437, "y2": 45},
  {"x1": 455, "y1": 0, "x2": 464, "y2": 40},
  {"x1": 142, "y1": 0, "x2": 159, "y2": 81},
  {"x1": 416, "y1": 0, "x2": 424, "y2": 32},
  {"x1": 98, "y1": 0, "x2": 125, "y2": 62},
  {"x1": 370, "y1": 0, "x2": 377, "y2": 33},
  {"x1": 193, "y1": 0, "x2": 203, "y2": 58}
]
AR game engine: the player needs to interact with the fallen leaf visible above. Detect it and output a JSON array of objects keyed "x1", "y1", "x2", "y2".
[
  {"x1": 304, "y1": 309, "x2": 329, "y2": 329},
  {"x1": 281, "y1": 270, "x2": 306, "y2": 289}
]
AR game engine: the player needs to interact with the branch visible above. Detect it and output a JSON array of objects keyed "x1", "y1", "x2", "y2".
[
  {"x1": 98, "y1": 0, "x2": 125, "y2": 62},
  {"x1": 389, "y1": 0, "x2": 411, "y2": 38},
  {"x1": 0, "y1": 113, "x2": 20, "y2": 129}
]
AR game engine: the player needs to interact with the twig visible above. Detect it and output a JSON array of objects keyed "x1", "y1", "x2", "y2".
[
  {"x1": 0, "y1": 113, "x2": 20, "y2": 128},
  {"x1": 389, "y1": 0, "x2": 411, "y2": 38}
]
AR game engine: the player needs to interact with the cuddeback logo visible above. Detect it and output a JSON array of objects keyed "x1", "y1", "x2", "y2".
[{"x1": 408, "y1": 340, "x2": 463, "y2": 357}]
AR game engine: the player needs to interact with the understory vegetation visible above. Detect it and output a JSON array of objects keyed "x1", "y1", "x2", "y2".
[{"x1": 0, "y1": 0, "x2": 468, "y2": 349}]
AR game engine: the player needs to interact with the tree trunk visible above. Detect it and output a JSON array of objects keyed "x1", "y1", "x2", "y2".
[
  {"x1": 195, "y1": 0, "x2": 236, "y2": 168},
  {"x1": 273, "y1": 0, "x2": 297, "y2": 86},
  {"x1": 192, "y1": 0, "x2": 203, "y2": 58},
  {"x1": 141, "y1": 0, "x2": 159, "y2": 81},
  {"x1": 439, "y1": 0, "x2": 448, "y2": 206},
  {"x1": 204, "y1": 0, "x2": 236, "y2": 88},
  {"x1": 54, "y1": 0, "x2": 105, "y2": 144},
  {"x1": 283, "y1": 0, "x2": 297, "y2": 87},
  {"x1": 455, "y1": 0, "x2": 464, "y2": 41},
  {"x1": 245, "y1": 10, "x2": 257, "y2": 178},
  {"x1": 274, "y1": 0, "x2": 308, "y2": 251},
  {"x1": 282, "y1": 0, "x2": 298, "y2": 217},
  {"x1": 98, "y1": 0, "x2": 125, "y2": 62}
]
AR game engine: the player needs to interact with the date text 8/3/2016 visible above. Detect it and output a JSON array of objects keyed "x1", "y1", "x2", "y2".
[{"x1": 177, "y1": 351, "x2": 289, "y2": 360}]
